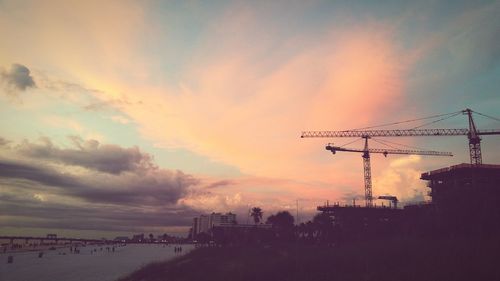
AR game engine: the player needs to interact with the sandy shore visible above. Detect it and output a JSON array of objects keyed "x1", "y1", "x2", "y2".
[{"x1": 0, "y1": 244, "x2": 193, "y2": 281}]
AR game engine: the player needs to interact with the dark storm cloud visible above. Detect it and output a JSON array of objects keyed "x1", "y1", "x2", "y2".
[
  {"x1": 0, "y1": 159, "x2": 83, "y2": 189},
  {"x1": 0, "y1": 192, "x2": 199, "y2": 231},
  {"x1": 18, "y1": 136, "x2": 156, "y2": 174},
  {"x1": 1, "y1": 63, "x2": 36, "y2": 91},
  {"x1": 0, "y1": 157, "x2": 196, "y2": 206},
  {"x1": 73, "y1": 169, "x2": 198, "y2": 206},
  {"x1": 0, "y1": 136, "x2": 208, "y2": 232}
]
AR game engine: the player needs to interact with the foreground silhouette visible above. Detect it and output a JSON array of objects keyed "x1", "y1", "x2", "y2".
[
  {"x1": 119, "y1": 163, "x2": 500, "y2": 281},
  {"x1": 117, "y1": 236, "x2": 500, "y2": 281}
]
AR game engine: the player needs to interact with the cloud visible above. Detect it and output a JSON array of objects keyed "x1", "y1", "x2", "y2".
[
  {"x1": 0, "y1": 137, "x2": 10, "y2": 146},
  {"x1": 110, "y1": 115, "x2": 131, "y2": 124},
  {"x1": 0, "y1": 192, "x2": 200, "y2": 232},
  {"x1": 0, "y1": 159, "x2": 83, "y2": 189},
  {"x1": 373, "y1": 155, "x2": 429, "y2": 205},
  {"x1": 1, "y1": 63, "x2": 36, "y2": 91},
  {"x1": 0, "y1": 136, "x2": 203, "y2": 232},
  {"x1": 340, "y1": 191, "x2": 365, "y2": 203},
  {"x1": 0, "y1": 157, "x2": 196, "y2": 206},
  {"x1": 17, "y1": 136, "x2": 155, "y2": 174},
  {"x1": 203, "y1": 180, "x2": 233, "y2": 189}
]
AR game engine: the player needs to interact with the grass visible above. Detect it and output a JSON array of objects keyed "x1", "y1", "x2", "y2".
[{"x1": 117, "y1": 237, "x2": 500, "y2": 281}]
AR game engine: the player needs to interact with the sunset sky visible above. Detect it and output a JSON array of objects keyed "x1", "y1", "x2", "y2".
[{"x1": 1, "y1": 0, "x2": 499, "y2": 238}]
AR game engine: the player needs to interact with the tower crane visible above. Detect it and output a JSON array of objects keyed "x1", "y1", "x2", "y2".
[
  {"x1": 302, "y1": 109, "x2": 500, "y2": 165},
  {"x1": 325, "y1": 138, "x2": 452, "y2": 207}
]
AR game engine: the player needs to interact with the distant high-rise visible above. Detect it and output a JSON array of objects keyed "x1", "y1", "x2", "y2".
[
  {"x1": 209, "y1": 212, "x2": 237, "y2": 228},
  {"x1": 192, "y1": 212, "x2": 237, "y2": 237}
]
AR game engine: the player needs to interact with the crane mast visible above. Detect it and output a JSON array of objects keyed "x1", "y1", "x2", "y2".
[
  {"x1": 362, "y1": 137, "x2": 373, "y2": 207},
  {"x1": 465, "y1": 109, "x2": 482, "y2": 165}
]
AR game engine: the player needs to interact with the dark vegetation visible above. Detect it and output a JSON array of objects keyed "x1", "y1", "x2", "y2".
[{"x1": 118, "y1": 236, "x2": 500, "y2": 281}]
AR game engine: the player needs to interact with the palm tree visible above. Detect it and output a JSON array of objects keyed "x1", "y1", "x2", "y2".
[{"x1": 250, "y1": 207, "x2": 263, "y2": 224}]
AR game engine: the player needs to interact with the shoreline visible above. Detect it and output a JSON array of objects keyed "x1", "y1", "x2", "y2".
[
  {"x1": 0, "y1": 243, "x2": 105, "y2": 255},
  {"x1": 0, "y1": 244, "x2": 193, "y2": 281}
]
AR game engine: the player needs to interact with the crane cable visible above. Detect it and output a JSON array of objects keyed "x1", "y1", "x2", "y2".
[
  {"x1": 338, "y1": 138, "x2": 363, "y2": 148},
  {"x1": 371, "y1": 137, "x2": 433, "y2": 151},
  {"x1": 339, "y1": 109, "x2": 497, "y2": 150},
  {"x1": 349, "y1": 110, "x2": 462, "y2": 131},
  {"x1": 370, "y1": 138, "x2": 400, "y2": 150},
  {"x1": 472, "y1": 110, "x2": 500, "y2": 122},
  {"x1": 410, "y1": 111, "x2": 463, "y2": 130}
]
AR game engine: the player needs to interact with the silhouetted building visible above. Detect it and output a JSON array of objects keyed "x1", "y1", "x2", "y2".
[
  {"x1": 46, "y1": 234, "x2": 57, "y2": 239},
  {"x1": 198, "y1": 215, "x2": 210, "y2": 234},
  {"x1": 420, "y1": 163, "x2": 500, "y2": 236},
  {"x1": 317, "y1": 203, "x2": 403, "y2": 240},
  {"x1": 192, "y1": 217, "x2": 199, "y2": 237},
  {"x1": 421, "y1": 163, "x2": 500, "y2": 206}
]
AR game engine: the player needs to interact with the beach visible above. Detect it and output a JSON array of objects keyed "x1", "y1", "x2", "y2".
[{"x1": 0, "y1": 244, "x2": 192, "y2": 281}]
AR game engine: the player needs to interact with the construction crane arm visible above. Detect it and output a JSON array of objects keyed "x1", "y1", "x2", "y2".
[
  {"x1": 325, "y1": 144, "x2": 453, "y2": 156},
  {"x1": 301, "y1": 128, "x2": 500, "y2": 138}
]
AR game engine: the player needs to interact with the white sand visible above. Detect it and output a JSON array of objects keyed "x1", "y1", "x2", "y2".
[{"x1": 0, "y1": 244, "x2": 192, "y2": 281}]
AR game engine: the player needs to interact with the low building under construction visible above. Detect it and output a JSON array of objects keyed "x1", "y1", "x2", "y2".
[{"x1": 318, "y1": 163, "x2": 500, "y2": 238}]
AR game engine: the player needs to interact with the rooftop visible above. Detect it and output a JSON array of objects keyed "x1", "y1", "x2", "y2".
[{"x1": 421, "y1": 163, "x2": 500, "y2": 180}]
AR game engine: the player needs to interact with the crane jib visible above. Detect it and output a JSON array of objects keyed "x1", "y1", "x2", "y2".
[
  {"x1": 326, "y1": 145, "x2": 453, "y2": 156},
  {"x1": 301, "y1": 129, "x2": 500, "y2": 138}
]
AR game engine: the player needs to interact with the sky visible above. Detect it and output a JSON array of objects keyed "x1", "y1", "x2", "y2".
[{"x1": 0, "y1": 0, "x2": 499, "y2": 238}]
